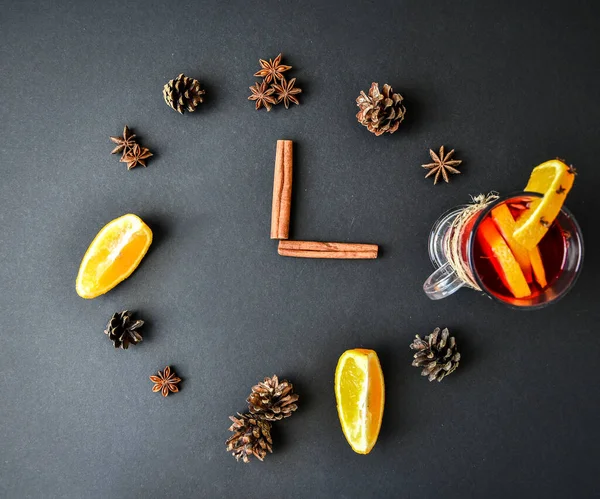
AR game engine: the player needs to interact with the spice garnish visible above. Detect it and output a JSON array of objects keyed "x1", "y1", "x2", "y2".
[
  {"x1": 253, "y1": 53, "x2": 291, "y2": 83},
  {"x1": 271, "y1": 77, "x2": 302, "y2": 109},
  {"x1": 110, "y1": 126, "x2": 137, "y2": 156},
  {"x1": 120, "y1": 143, "x2": 153, "y2": 170},
  {"x1": 248, "y1": 80, "x2": 277, "y2": 111},
  {"x1": 150, "y1": 366, "x2": 181, "y2": 397},
  {"x1": 422, "y1": 146, "x2": 462, "y2": 184}
]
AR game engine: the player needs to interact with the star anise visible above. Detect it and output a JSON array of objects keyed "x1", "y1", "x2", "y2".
[
  {"x1": 150, "y1": 366, "x2": 181, "y2": 397},
  {"x1": 253, "y1": 53, "x2": 292, "y2": 83},
  {"x1": 271, "y1": 77, "x2": 302, "y2": 109},
  {"x1": 248, "y1": 80, "x2": 277, "y2": 111},
  {"x1": 110, "y1": 125, "x2": 137, "y2": 156},
  {"x1": 120, "y1": 143, "x2": 153, "y2": 170},
  {"x1": 422, "y1": 146, "x2": 462, "y2": 185}
]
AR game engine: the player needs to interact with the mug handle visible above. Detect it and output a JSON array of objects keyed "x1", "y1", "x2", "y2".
[{"x1": 423, "y1": 262, "x2": 464, "y2": 300}]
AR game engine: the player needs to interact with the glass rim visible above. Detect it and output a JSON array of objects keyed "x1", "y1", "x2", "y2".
[{"x1": 466, "y1": 191, "x2": 584, "y2": 310}]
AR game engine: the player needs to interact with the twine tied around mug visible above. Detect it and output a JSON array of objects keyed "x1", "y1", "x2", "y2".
[{"x1": 443, "y1": 192, "x2": 500, "y2": 290}]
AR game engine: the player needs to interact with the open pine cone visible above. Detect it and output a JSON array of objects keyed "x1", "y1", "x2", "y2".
[
  {"x1": 410, "y1": 327, "x2": 460, "y2": 382},
  {"x1": 163, "y1": 73, "x2": 205, "y2": 114},
  {"x1": 356, "y1": 82, "x2": 406, "y2": 136},
  {"x1": 247, "y1": 375, "x2": 299, "y2": 421},
  {"x1": 104, "y1": 310, "x2": 143, "y2": 349},
  {"x1": 226, "y1": 413, "x2": 273, "y2": 463}
]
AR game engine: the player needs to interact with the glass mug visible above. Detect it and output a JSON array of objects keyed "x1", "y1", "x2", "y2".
[{"x1": 423, "y1": 192, "x2": 584, "y2": 309}]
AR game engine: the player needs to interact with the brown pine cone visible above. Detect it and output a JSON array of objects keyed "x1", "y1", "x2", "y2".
[
  {"x1": 247, "y1": 375, "x2": 299, "y2": 421},
  {"x1": 356, "y1": 82, "x2": 406, "y2": 136},
  {"x1": 226, "y1": 413, "x2": 273, "y2": 463},
  {"x1": 104, "y1": 311, "x2": 143, "y2": 349},
  {"x1": 410, "y1": 327, "x2": 460, "y2": 382},
  {"x1": 163, "y1": 73, "x2": 205, "y2": 114}
]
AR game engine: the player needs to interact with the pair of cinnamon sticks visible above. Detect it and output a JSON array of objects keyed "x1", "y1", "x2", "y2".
[{"x1": 270, "y1": 140, "x2": 378, "y2": 259}]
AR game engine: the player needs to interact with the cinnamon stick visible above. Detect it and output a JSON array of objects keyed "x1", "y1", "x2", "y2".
[
  {"x1": 278, "y1": 240, "x2": 378, "y2": 259},
  {"x1": 270, "y1": 140, "x2": 293, "y2": 239}
]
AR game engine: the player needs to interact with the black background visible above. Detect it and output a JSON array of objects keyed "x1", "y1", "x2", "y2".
[{"x1": 1, "y1": 1, "x2": 599, "y2": 498}]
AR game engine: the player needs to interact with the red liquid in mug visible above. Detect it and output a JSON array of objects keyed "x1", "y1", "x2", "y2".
[{"x1": 470, "y1": 198, "x2": 568, "y2": 300}]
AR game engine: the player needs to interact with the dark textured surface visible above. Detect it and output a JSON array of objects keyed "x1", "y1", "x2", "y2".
[{"x1": 1, "y1": 1, "x2": 599, "y2": 498}]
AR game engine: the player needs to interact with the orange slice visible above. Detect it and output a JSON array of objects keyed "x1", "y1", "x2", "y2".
[
  {"x1": 513, "y1": 159, "x2": 575, "y2": 250},
  {"x1": 528, "y1": 246, "x2": 547, "y2": 288},
  {"x1": 335, "y1": 349, "x2": 384, "y2": 455},
  {"x1": 76, "y1": 214, "x2": 152, "y2": 299},
  {"x1": 491, "y1": 204, "x2": 533, "y2": 282},
  {"x1": 477, "y1": 218, "x2": 531, "y2": 298}
]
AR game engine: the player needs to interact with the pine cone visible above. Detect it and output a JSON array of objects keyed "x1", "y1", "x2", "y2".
[
  {"x1": 410, "y1": 327, "x2": 460, "y2": 382},
  {"x1": 226, "y1": 413, "x2": 273, "y2": 463},
  {"x1": 163, "y1": 73, "x2": 205, "y2": 114},
  {"x1": 247, "y1": 375, "x2": 299, "y2": 421},
  {"x1": 104, "y1": 310, "x2": 143, "y2": 349},
  {"x1": 356, "y1": 82, "x2": 406, "y2": 136}
]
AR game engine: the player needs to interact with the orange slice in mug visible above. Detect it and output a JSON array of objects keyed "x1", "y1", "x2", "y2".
[
  {"x1": 491, "y1": 203, "x2": 548, "y2": 288},
  {"x1": 528, "y1": 246, "x2": 547, "y2": 288},
  {"x1": 513, "y1": 159, "x2": 575, "y2": 250},
  {"x1": 491, "y1": 204, "x2": 533, "y2": 282},
  {"x1": 477, "y1": 218, "x2": 531, "y2": 298}
]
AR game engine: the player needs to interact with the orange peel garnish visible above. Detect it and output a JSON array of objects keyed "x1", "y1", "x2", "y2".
[{"x1": 513, "y1": 159, "x2": 575, "y2": 250}]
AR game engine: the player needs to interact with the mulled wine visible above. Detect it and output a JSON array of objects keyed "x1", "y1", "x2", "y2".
[{"x1": 469, "y1": 196, "x2": 570, "y2": 303}]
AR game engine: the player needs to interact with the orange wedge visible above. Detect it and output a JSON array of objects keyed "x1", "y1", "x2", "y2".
[
  {"x1": 513, "y1": 159, "x2": 575, "y2": 250},
  {"x1": 528, "y1": 247, "x2": 547, "y2": 288},
  {"x1": 477, "y1": 218, "x2": 530, "y2": 298},
  {"x1": 335, "y1": 349, "x2": 384, "y2": 455},
  {"x1": 491, "y1": 203, "x2": 548, "y2": 288},
  {"x1": 491, "y1": 204, "x2": 533, "y2": 282},
  {"x1": 76, "y1": 214, "x2": 152, "y2": 299}
]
